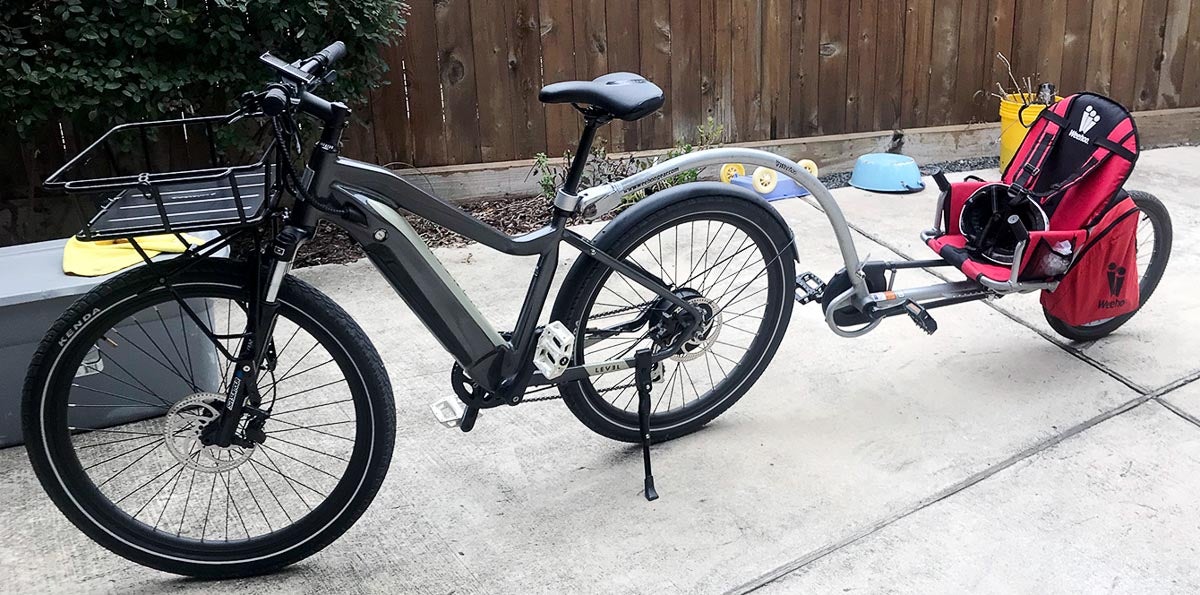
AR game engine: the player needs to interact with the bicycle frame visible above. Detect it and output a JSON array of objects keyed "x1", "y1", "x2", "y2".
[
  {"x1": 279, "y1": 151, "x2": 706, "y2": 400},
  {"x1": 253, "y1": 129, "x2": 1058, "y2": 412}
]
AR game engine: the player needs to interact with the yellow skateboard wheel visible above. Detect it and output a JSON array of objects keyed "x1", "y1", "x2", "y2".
[
  {"x1": 751, "y1": 167, "x2": 778, "y2": 194},
  {"x1": 798, "y1": 159, "x2": 819, "y2": 177},
  {"x1": 719, "y1": 163, "x2": 746, "y2": 183}
]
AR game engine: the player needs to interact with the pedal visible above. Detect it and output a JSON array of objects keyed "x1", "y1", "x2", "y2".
[
  {"x1": 794, "y1": 272, "x2": 826, "y2": 305},
  {"x1": 903, "y1": 301, "x2": 938, "y2": 335},
  {"x1": 533, "y1": 321, "x2": 575, "y2": 379},
  {"x1": 429, "y1": 397, "x2": 466, "y2": 429}
]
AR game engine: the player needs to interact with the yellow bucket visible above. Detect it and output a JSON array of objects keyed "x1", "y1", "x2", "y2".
[{"x1": 998, "y1": 93, "x2": 1062, "y2": 172}]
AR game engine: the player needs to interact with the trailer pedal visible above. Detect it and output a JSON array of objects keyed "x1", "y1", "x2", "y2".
[
  {"x1": 903, "y1": 301, "x2": 938, "y2": 335},
  {"x1": 794, "y1": 272, "x2": 826, "y2": 305}
]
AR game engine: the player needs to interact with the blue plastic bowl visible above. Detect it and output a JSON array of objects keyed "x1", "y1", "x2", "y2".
[{"x1": 849, "y1": 153, "x2": 926, "y2": 193}]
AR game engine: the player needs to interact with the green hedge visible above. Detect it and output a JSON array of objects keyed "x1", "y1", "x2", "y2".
[{"x1": 1, "y1": 0, "x2": 408, "y2": 139}]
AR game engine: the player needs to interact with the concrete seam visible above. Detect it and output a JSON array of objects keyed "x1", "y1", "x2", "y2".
[
  {"x1": 724, "y1": 394, "x2": 1154, "y2": 595},
  {"x1": 1154, "y1": 398, "x2": 1200, "y2": 429},
  {"x1": 1148, "y1": 368, "x2": 1200, "y2": 399}
]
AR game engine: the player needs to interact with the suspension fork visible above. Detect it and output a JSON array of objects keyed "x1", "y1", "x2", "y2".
[{"x1": 213, "y1": 224, "x2": 310, "y2": 446}]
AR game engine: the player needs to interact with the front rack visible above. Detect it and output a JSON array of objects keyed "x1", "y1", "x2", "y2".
[{"x1": 45, "y1": 112, "x2": 279, "y2": 240}]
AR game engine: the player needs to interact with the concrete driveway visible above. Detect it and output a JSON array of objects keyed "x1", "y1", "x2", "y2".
[{"x1": 1, "y1": 147, "x2": 1197, "y2": 593}]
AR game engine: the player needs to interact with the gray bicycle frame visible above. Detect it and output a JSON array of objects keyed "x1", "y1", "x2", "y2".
[
  {"x1": 292, "y1": 146, "x2": 1053, "y2": 392},
  {"x1": 295, "y1": 155, "x2": 705, "y2": 396}
]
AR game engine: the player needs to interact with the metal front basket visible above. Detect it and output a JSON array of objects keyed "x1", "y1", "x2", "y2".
[{"x1": 45, "y1": 112, "x2": 278, "y2": 240}]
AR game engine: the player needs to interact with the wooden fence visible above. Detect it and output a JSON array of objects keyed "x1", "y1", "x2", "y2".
[
  {"x1": 346, "y1": 0, "x2": 1200, "y2": 167},
  {"x1": 4, "y1": 0, "x2": 1200, "y2": 245}
]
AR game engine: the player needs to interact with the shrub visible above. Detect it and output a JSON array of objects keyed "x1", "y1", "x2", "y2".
[{"x1": 0, "y1": 0, "x2": 409, "y2": 140}]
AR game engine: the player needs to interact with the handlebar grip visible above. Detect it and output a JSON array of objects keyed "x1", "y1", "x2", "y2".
[
  {"x1": 931, "y1": 168, "x2": 951, "y2": 193},
  {"x1": 261, "y1": 86, "x2": 290, "y2": 117},
  {"x1": 316, "y1": 41, "x2": 347, "y2": 67},
  {"x1": 1006, "y1": 214, "x2": 1030, "y2": 244}
]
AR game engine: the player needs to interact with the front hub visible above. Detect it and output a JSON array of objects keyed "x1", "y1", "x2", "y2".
[{"x1": 164, "y1": 393, "x2": 256, "y2": 473}]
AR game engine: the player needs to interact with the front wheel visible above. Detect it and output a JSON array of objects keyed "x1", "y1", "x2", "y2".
[
  {"x1": 554, "y1": 185, "x2": 796, "y2": 443},
  {"x1": 22, "y1": 259, "x2": 395, "y2": 577}
]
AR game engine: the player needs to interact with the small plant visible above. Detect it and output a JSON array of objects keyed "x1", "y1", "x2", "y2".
[{"x1": 529, "y1": 117, "x2": 726, "y2": 209}]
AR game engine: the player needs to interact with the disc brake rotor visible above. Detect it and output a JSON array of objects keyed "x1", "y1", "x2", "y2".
[
  {"x1": 164, "y1": 393, "x2": 254, "y2": 473},
  {"x1": 671, "y1": 296, "x2": 721, "y2": 362}
]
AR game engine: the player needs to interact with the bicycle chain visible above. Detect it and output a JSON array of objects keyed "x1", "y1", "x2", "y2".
[
  {"x1": 516, "y1": 298, "x2": 660, "y2": 403},
  {"x1": 521, "y1": 381, "x2": 640, "y2": 403}
]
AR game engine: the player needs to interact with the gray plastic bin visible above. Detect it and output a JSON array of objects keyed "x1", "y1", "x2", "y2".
[{"x1": 0, "y1": 236, "x2": 225, "y2": 446}]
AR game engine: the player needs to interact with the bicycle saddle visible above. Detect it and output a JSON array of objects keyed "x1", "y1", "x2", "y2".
[{"x1": 539, "y1": 72, "x2": 664, "y2": 121}]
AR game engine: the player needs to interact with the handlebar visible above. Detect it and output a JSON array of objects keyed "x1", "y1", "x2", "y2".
[
  {"x1": 255, "y1": 41, "x2": 349, "y2": 120},
  {"x1": 306, "y1": 41, "x2": 347, "y2": 73}
]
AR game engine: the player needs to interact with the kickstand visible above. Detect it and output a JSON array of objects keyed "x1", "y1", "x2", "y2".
[{"x1": 635, "y1": 348, "x2": 659, "y2": 501}]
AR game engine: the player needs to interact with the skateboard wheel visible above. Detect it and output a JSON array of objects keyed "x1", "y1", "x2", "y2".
[
  {"x1": 751, "y1": 167, "x2": 778, "y2": 194},
  {"x1": 720, "y1": 163, "x2": 746, "y2": 183}
]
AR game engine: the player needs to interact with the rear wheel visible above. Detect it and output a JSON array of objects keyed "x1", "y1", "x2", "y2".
[
  {"x1": 23, "y1": 260, "x2": 395, "y2": 577},
  {"x1": 556, "y1": 192, "x2": 795, "y2": 443},
  {"x1": 1045, "y1": 191, "x2": 1172, "y2": 341}
]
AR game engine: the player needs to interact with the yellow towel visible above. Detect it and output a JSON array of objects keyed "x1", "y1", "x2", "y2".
[{"x1": 63, "y1": 234, "x2": 201, "y2": 277}]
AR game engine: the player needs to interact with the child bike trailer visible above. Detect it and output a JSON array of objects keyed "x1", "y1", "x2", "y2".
[{"x1": 925, "y1": 92, "x2": 1172, "y2": 341}]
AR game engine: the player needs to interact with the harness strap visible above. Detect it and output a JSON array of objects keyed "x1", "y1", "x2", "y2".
[
  {"x1": 1037, "y1": 109, "x2": 1070, "y2": 127},
  {"x1": 1014, "y1": 130, "x2": 1055, "y2": 188},
  {"x1": 1094, "y1": 137, "x2": 1136, "y2": 162}
]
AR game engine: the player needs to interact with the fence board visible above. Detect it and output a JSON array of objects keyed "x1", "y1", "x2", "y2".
[
  {"x1": 1037, "y1": 0, "x2": 1068, "y2": 91},
  {"x1": 538, "y1": 0, "x2": 578, "y2": 156},
  {"x1": 573, "y1": 0, "x2": 611, "y2": 149},
  {"x1": 670, "y1": 0, "x2": 704, "y2": 142},
  {"x1": 370, "y1": 41, "x2": 412, "y2": 166},
  {"x1": 1085, "y1": 0, "x2": 1119, "y2": 95},
  {"x1": 1111, "y1": 0, "x2": 1146, "y2": 106},
  {"x1": 436, "y1": 0, "x2": 482, "y2": 164},
  {"x1": 732, "y1": 0, "x2": 767, "y2": 139},
  {"x1": 874, "y1": 0, "x2": 905, "y2": 130},
  {"x1": 470, "y1": 0, "x2": 517, "y2": 161},
  {"x1": 954, "y1": 0, "x2": 987, "y2": 124},
  {"x1": 847, "y1": 0, "x2": 877, "y2": 132},
  {"x1": 1183, "y1": 0, "x2": 1200, "y2": 107},
  {"x1": 1060, "y1": 0, "x2": 1093, "y2": 95},
  {"x1": 901, "y1": 0, "x2": 935, "y2": 127},
  {"x1": 403, "y1": 1, "x2": 449, "y2": 165},
  {"x1": 817, "y1": 0, "x2": 849, "y2": 134},
  {"x1": 639, "y1": 0, "x2": 673, "y2": 148},
  {"x1": 1157, "y1": 0, "x2": 1193, "y2": 108},
  {"x1": 510, "y1": 0, "x2": 547, "y2": 157},
  {"x1": 927, "y1": 0, "x2": 961, "y2": 127},
  {"x1": 1133, "y1": 0, "x2": 1170, "y2": 111},
  {"x1": 606, "y1": 0, "x2": 642, "y2": 151},
  {"x1": 762, "y1": 0, "x2": 794, "y2": 138},
  {"x1": 791, "y1": 0, "x2": 823, "y2": 136}
]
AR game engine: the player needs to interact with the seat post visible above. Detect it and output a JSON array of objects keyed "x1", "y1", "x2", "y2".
[{"x1": 561, "y1": 115, "x2": 608, "y2": 196}]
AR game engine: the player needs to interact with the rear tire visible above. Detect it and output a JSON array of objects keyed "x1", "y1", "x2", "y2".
[
  {"x1": 1045, "y1": 191, "x2": 1171, "y2": 341},
  {"x1": 554, "y1": 187, "x2": 796, "y2": 443}
]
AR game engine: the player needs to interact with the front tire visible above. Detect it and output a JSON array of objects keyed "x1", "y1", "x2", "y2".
[
  {"x1": 22, "y1": 259, "x2": 395, "y2": 577},
  {"x1": 554, "y1": 185, "x2": 796, "y2": 443}
]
